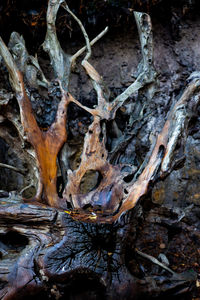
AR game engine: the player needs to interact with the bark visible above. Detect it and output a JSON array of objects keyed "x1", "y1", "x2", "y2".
[{"x1": 0, "y1": 196, "x2": 198, "y2": 300}]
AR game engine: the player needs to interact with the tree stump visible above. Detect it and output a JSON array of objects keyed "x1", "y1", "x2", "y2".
[{"x1": 0, "y1": 1, "x2": 200, "y2": 299}]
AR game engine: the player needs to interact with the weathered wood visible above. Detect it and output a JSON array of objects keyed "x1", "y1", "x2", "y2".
[{"x1": 0, "y1": 199, "x2": 198, "y2": 299}]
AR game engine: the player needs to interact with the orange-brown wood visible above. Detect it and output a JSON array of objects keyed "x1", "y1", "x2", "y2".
[{"x1": 17, "y1": 72, "x2": 69, "y2": 207}]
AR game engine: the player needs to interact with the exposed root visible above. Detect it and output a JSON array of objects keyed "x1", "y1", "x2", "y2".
[{"x1": 0, "y1": 0, "x2": 200, "y2": 223}]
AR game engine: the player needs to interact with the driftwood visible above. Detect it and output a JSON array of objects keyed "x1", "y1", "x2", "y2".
[{"x1": 0, "y1": 0, "x2": 200, "y2": 298}]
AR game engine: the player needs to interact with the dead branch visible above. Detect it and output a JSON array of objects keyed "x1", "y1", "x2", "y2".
[
  {"x1": 8, "y1": 32, "x2": 49, "y2": 89},
  {"x1": 62, "y1": 2, "x2": 91, "y2": 61},
  {"x1": 63, "y1": 115, "x2": 124, "y2": 212},
  {"x1": 109, "y1": 12, "x2": 157, "y2": 118},
  {"x1": 0, "y1": 37, "x2": 22, "y2": 93},
  {"x1": 42, "y1": 0, "x2": 71, "y2": 89},
  {"x1": 43, "y1": 0, "x2": 108, "y2": 90},
  {"x1": 64, "y1": 70, "x2": 200, "y2": 223},
  {"x1": 135, "y1": 247, "x2": 198, "y2": 284},
  {"x1": 80, "y1": 11, "x2": 156, "y2": 121},
  {"x1": 71, "y1": 26, "x2": 109, "y2": 64},
  {"x1": 64, "y1": 10, "x2": 200, "y2": 223},
  {"x1": 0, "y1": 0, "x2": 109, "y2": 210},
  {"x1": 62, "y1": 10, "x2": 158, "y2": 217},
  {"x1": 135, "y1": 248, "x2": 176, "y2": 275},
  {"x1": 0, "y1": 36, "x2": 70, "y2": 206},
  {"x1": 81, "y1": 60, "x2": 111, "y2": 115},
  {"x1": 161, "y1": 73, "x2": 200, "y2": 174},
  {"x1": 103, "y1": 74, "x2": 200, "y2": 223}
]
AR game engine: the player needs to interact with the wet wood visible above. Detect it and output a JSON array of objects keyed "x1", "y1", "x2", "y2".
[{"x1": 0, "y1": 197, "x2": 198, "y2": 299}]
